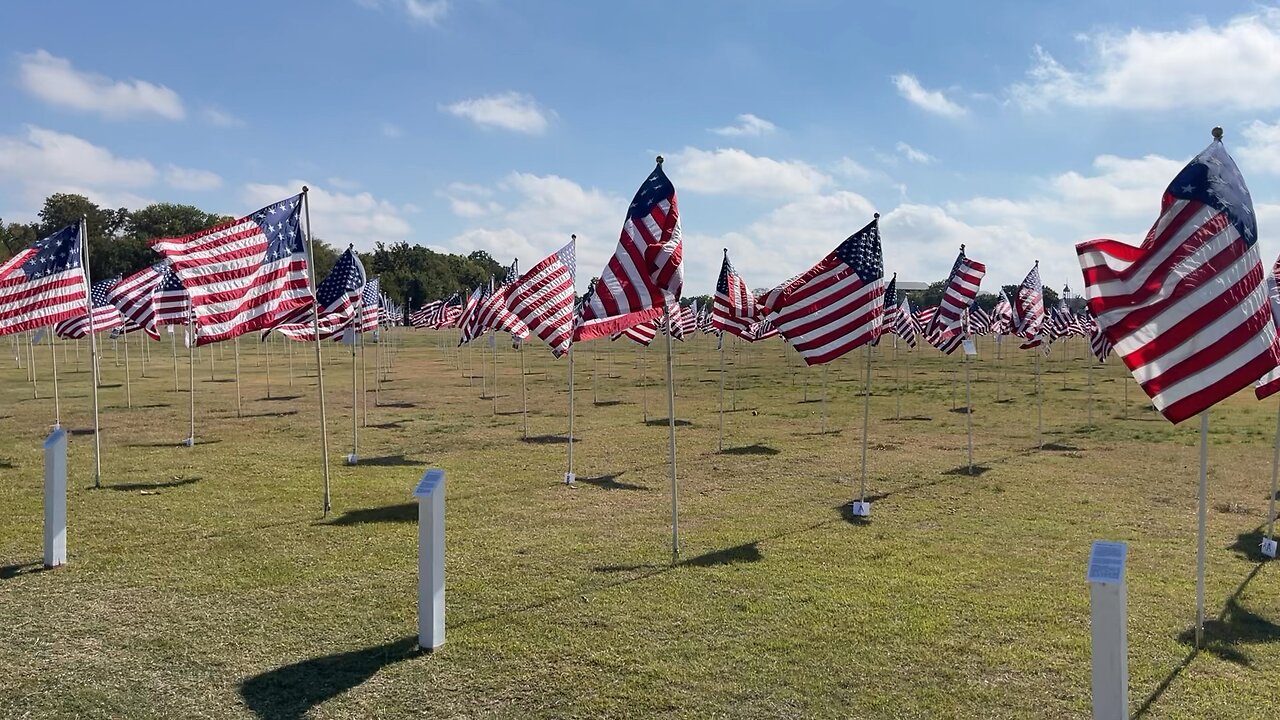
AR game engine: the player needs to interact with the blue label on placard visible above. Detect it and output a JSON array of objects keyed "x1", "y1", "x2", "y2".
[
  {"x1": 413, "y1": 468, "x2": 444, "y2": 497},
  {"x1": 1087, "y1": 540, "x2": 1127, "y2": 584}
]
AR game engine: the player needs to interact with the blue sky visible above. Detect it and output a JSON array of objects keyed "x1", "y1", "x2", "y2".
[{"x1": 4, "y1": 0, "x2": 1280, "y2": 296}]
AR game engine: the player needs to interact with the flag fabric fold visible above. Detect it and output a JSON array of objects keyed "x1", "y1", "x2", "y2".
[{"x1": 0, "y1": 224, "x2": 87, "y2": 337}]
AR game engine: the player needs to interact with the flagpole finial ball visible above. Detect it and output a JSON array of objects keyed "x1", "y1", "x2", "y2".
[
  {"x1": 1212, "y1": 127, "x2": 1224, "y2": 141},
  {"x1": 571, "y1": 234, "x2": 577, "y2": 241},
  {"x1": 655, "y1": 155, "x2": 664, "y2": 165},
  {"x1": 873, "y1": 212, "x2": 880, "y2": 219},
  {"x1": 302, "y1": 185, "x2": 309, "y2": 194}
]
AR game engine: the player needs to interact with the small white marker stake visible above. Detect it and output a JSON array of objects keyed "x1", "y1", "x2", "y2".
[
  {"x1": 1088, "y1": 540, "x2": 1129, "y2": 720},
  {"x1": 414, "y1": 468, "x2": 446, "y2": 651}
]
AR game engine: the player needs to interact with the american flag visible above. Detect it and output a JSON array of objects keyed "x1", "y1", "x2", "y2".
[
  {"x1": 1256, "y1": 261, "x2": 1280, "y2": 399},
  {"x1": 56, "y1": 277, "x2": 123, "y2": 339},
  {"x1": 359, "y1": 277, "x2": 381, "y2": 333},
  {"x1": 411, "y1": 300, "x2": 442, "y2": 328},
  {"x1": 505, "y1": 238, "x2": 576, "y2": 357},
  {"x1": 747, "y1": 317, "x2": 779, "y2": 342},
  {"x1": 894, "y1": 296, "x2": 919, "y2": 349},
  {"x1": 272, "y1": 246, "x2": 366, "y2": 342},
  {"x1": 697, "y1": 306, "x2": 715, "y2": 333},
  {"x1": 914, "y1": 305, "x2": 938, "y2": 334},
  {"x1": 1078, "y1": 135, "x2": 1280, "y2": 423},
  {"x1": 990, "y1": 291, "x2": 1014, "y2": 335},
  {"x1": 152, "y1": 263, "x2": 190, "y2": 326},
  {"x1": 576, "y1": 160, "x2": 683, "y2": 341},
  {"x1": 1088, "y1": 311, "x2": 1113, "y2": 363},
  {"x1": 151, "y1": 194, "x2": 312, "y2": 346},
  {"x1": 928, "y1": 313, "x2": 965, "y2": 355},
  {"x1": 1012, "y1": 262, "x2": 1045, "y2": 342},
  {"x1": 929, "y1": 246, "x2": 985, "y2": 339},
  {"x1": 759, "y1": 216, "x2": 886, "y2": 366},
  {"x1": 107, "y1": 264, "x2": 166, "y2": 339},
  {"x1": 0, "y1": 223, "x2": 87, "y2": 337},
  {"x1": 461, "y1": 261, "x2": 530, "y2": 346},
  {"x1": 872, "y1": 274, "x2": 897, "y2": 346},
  {"x1": 669, "y1": 302, "x2": 697, "y2": 341},
  {"x1": 968, "y1": 304, "x2": 992, "y2": 336},
  {"x1": 612, "y1": 318, "x2": 658, "y2": 346},
  {"x1": 712, "y1": 250, "x2": 761, "y2": 339}
]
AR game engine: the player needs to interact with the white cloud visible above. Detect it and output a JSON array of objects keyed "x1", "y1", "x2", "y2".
[
  {"x1": 0, "y1": 126, "x2": 158, "y2": 212},
  {"x1": 381, "y1": 122, "x2": 404, "y2": 139},
  {"x1": 664, "y1": 147, "x2": 830, "y2": 197},
  {"x1": 1240, "y1": 120, "x2": 1280, "y2": 174},
  {"x1": 831, "y1": 156, "x2": 872, "y2": 179},
  {"x1": 710, "y1": 113, "x2": 777, "y2": 137},
  {"x1": 327, "y1": 176, "x2": 360, "y2": 190},
  {"x1": 241, "y1": 180, "x2": 414, "y2": 251},
  {"x1": 356, "y1": 0, "x2": 449, "y2": 25},
  {"x1": 17, "y1": 49, "x2": 184, "y2": 121},
  {"x1": 895, "y1": 142, "x2": 935, "y2": 164},
  {"x1": 203, "y1": 107, "x2": 245, "y2": 128},
  {"x1": 164, "y1": 165, "x2": 222, "y2": 191},
  {"x1": 442, "y1": 92, "x2": 552, "y2": 134},
  {"x1": 1011, "y1": 10, "x2": 1280, "y2": 111},
  {"x1": 891, "y1": 73, "x2": 967, "y2": 117}
]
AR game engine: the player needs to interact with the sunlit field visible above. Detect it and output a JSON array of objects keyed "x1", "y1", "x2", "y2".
[{"x1": 1, "y1": 329, "x2": 1277, "y2": 719}]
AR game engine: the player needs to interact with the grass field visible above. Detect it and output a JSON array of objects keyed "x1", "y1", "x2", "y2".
[{"x1": 1, "y1": 328, "x2": 1277, "y2": 719}]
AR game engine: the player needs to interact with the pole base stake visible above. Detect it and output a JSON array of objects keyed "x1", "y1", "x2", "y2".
[
  {"x1": 849, "y1": 500, "x2": 872, "y2": 518},
  {"x1": 346, "y1": 453, "x2": 359, "y2": 466},
  {"x1": 1263, "y1": 537, "x2": 1278, "y2": 559},
  {"x1": 564, "y1": 472, "x2": 576, "y2": 486}
]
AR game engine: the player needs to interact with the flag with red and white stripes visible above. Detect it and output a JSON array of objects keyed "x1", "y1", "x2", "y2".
[
  {"x1": 0, "y1": 224, "x2": 87, "y2": 337},
  {"x1": 576, "y1": 160, "x2": 683, "y2": 341},
  {"x1": 460, "y1": 261, "x2": 530, "y2": 346},
  {"x1": 56, "y1": 277, "x2": 122, "y2": 339},
  {"x1": 505, "y1": 238, "x2": 577, "y2": 357},
  {"x1": 152, "y1": 263, "x2": 190, "y2": 327},
  {"x1": 928, "y1": 246, "x2": 985, "y2": 339},
  {"x1": 894, "y1": 296, "x2": 919, "y2": 349},
  {"x1": 150, "y1": 194, "x2": 312, "y2": 346},
  {"x1": 990, "y1": 291, "x2": 1014, "y2": 336},
  {"x1": 1077, "y1": 136, "x2": 1280, "y2": 423},
  {"x1": 1012, "y1": 262, "x2": 1045, "y2": 344},
  {"x1": 1087, "y1": 312, "x2": 1113, "y2": 363},
  {"x1": 758, "y1": 216, "x2": 886, "y2": 366},
  {"x1": 612, "y1": 318, "x2": 658, "y2": 346},
  {"x1": 712, "y1": 250, "x2": 761, "y2": 340},
  {"x1": 106, "y1": 264, "x2": 166, "y2": 340},
  {"x1": 1255, "y1": 258, "x2": 1280, "y2": 399}
]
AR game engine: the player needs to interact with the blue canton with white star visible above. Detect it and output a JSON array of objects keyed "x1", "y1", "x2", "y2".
[
  {"x1": 22, "y1": 224, "x2": 81, "y2": 279},
  {"x1": 834, "y1": 217, "x2": 883, "y2": 284},
  {"x1": 362, "y1": 277, "x2": 381, "y2": 307},
  {"x1": 628, "y1": 164, "x2": 676, "y2": 221},
  {"x1": 1167, "y1": 139, "x2": 1257, "y2": 246},
  {"x1": 250, "y1": 194, "x2": 305, "y2": 263},
  {"x1": 91, "y1": 278, "x2": 119, "y2": 308},
  {"x1": 316, "y1": 247, "x2": 365, "y2": 307}
]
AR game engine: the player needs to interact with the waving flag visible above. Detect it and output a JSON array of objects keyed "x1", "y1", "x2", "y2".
[
  {"x1": 56, "y1": 277, "x2": 122, "y2": 339},
  {"x1": 1012, "y1": 262, "x2": 1045, "y2": 343},
  {"x1": 506, "y1": 238, "x2": 577, "y2": 357},
  {"x1": 872, "y1": 274, "x2": 897, "y2": 346},
  {"x1": 461, "y1": 261, "x2": 530, "y2": 346},
  {"x1": 272, "y1": 246, "x2": 366, "y2": 342},
  {"x1": 152, "y1": 264, "x2": 190, "y2": 326},
  {"x1": 969, "y1": 305, "x2": 992, "y2": 336},
  {"x1": 1078, "y1": 134, "x2": 1280, "y2": 423},
  {"x1": 894, "y1": 296, "x2": 919, "y2": 349},
  {"x1": 1088, "y1": 311, "x2": 1113, "y2": 363},
  {"x1": 1256, "y1": 261, "x2": 1280, "y2": 399},
  {"x1": 747, "y1": 317, "x2": 779, "y2": 342},
  {"x1": 576, "y1": 159, "x2": 683, "y2": 341},
  {"x1": 929, "y1": 246, "x2": 985, "y2": 338},
  {"x1": 359, "y1": 277, "x2": 381, "y2": 333},
  {"x1": 759, "y1": 216, "x2": 886, "y2": 366},
  {"x1": 0, "y1": 224, "x2": 87, "y2": 337},
  {"x1": 612, "y1": 318, "x2": 658, "y2": 346},
  {"x1": 151, "y1": 194, "x2": 312, "y2": 346},
  {"x1": 107, "y1": 264, "x2": 166, "y2": 339},
  {"x1": 990, "y1": 292, "x2": 1014, "y2": 336},
  {"x1": 712, "y1": 250, "x2": 762, "y2": 339}
]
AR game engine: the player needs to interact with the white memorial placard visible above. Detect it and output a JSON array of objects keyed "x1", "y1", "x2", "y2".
[
  {"x1": 1087, "y1": 540, "x2": 1128, "y2": 720},
  {"x1": 1262, "y1": 537, "x2": 1277, "y2": 559},
  {"x1": 962, "y1": 339, "x2": 977, "y2": 356},
  {"x1": 43, "y1": 427, "x2": 68, "y2": 568},
  {"x1": 564, "y1": 471, "x2": 576, "y2": 486},
  {"x1": 414, "y1": 468, "x2": 446, "y2": 651}
]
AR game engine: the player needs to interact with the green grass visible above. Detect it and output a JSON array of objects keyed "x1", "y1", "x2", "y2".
[{"x1": 1, "y1": 330, "x2": 1277, "y2": 719}]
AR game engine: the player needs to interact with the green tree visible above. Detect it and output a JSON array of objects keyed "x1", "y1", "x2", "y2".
[{"x1": 0, "y1": 219, "x2": 39, "y2": 263}]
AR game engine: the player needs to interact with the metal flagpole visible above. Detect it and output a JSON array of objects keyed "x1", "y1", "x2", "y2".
[
  {"x1": 566, "y1": 346, "x2": 576, "y2": 485},
  {"x1": 718, "y1": 332, "x2": 725, "y2": 452},
  {"x1": 303, "y1": 188, "x2": 333, "y2": 515},
  {"x1": 265, "y1": 333, "x2": 273, "y2": 398},
  {"x1": 1123, "y1": 375, "x2": 1129, "y2": 419},
  {"x1": 664, "y1": 309, "x2": 680, "y2": 560},
  {"x1": 894, "y1": 336, "x2": 901, "y2": 421},
  {"x1": 965, "y1": 351, "x2": 974, "y2": 474},
  {"x1": 234, "y1": 335, "x2": 242, "y2": 417},
  {"x1": 820, "y1": 365, "x2": 828, "y2": 434},
  {"x1": 81, "y1": 218, "x2": 102, "y2": 488},
  {"x1": 519, "y1": 341, "x2": 528, "y2": 439},
  {"x1": 996, "y1": 336, "x2": 1004, "y2": 402},
  {"x1": 50, "y1": 333, "x2": 60, "y2": 425},
  {"x1": 1195, "y1": 411, "x2": 1209, "y2": 648},
  {"x1": 374, "y1": 325, "x2": 380, "y2": 406},
  {"x1": 171, "y1": 328, "x2": 178, "y2": 392},
  {"x1": 1267, "y1": 401, "x2": 1280, "y2": 547},
  {"x1": 1087, "y1": 358, "x2": 1094, "y2": 427},
  {"x1": 859, "y1": 344, "x2": 873, "y2": 503},
  {"x1": 493, "y1": 331, "x2": 499, "y2": 416},
  {"x1": 361, "y1": 328, "x2": 369, "y2": 426},
  {"x1": 29, "y1": 333, "x2": 38, "y2": 398},
  {"x1": 642, "y1": 343, "x2": 650, "y2": 422},
  {"x1": 592, "y1": 342, "x2": 598, "y2": 405},
  {"x1": 288, "y1": 335, "x2": 294, "y2": 386},
  {"x1": 209, "y1": 339, "x2": 215, "y2": 381},
  {"x1": 186, "y1": 322, "x2": 195, "y2": 446},
  {"x1": 123, "y1": 328, "x2": 132, "y2": 409},
  {"x1": 348, "y1": 326, "x2": 358, "y2": 464},
  {"x1": 1035, "y1": 350, "x2": 1043, "y2": 449}
]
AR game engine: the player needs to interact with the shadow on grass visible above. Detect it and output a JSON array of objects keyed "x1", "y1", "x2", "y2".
[
  {"x1": 68, "y1": 427, "x2": 96, "y2": 436},
  {"x1": 494, "y1": 410, "x2": 525, "y2": 416},
  {"x1": 0, "y1": 458, "x2": 14, "y2": 469},
  {"x1": 724, "y1": 407, "x2": 758, "y2": 414},
  {"x1": 885, "y1": 415, "x2": 932, "y2": 422},
  {"x1": 593, "y1": 400, "x2": 623, "y2": 407},
  {"x1": 107, "y1": 476, "x2": 200, "y2": 492},
  {"x1": 644, "y1": 418, "x2": 692, "y2": 427},
  {"x1": 356, "y1": 455, "x2": 421, "y2": 467},
  {"x1": 0, "y1": 561, "x2": 47, "y2": 581},
  {"x1": 239, "y1": 635, "x2": 420, "y2": 720},
  {"x1": 1041, "y1": 442, "x2": 1080, "y2": 452},
  {"x1": 380, "y1": 402, "x2": 416, "y2": 409},
  {"x1": 261, "y1": 395, "x2": 302, "y2": 402},
  {"x1": 797, "y1": 398, "x2": 823, "y2": 405},
  {"x1": 1134, "y1": 563, "x2": 1273, "y2": 718},
  {"x1": 126, "y1": 439, "x2": 221, "y2": 448},
  {"x1": 579, "y1": 473, "x2": 650, "y2": 491},
  {"x1": 721, "y1": 444, "x2": 780, "y2": 456},
  {"x1": 326, "y1": 503, "x2": 416, "y2": 526},
  {"x1": 948, "y1": 407, "x2": 973, "y2": 414},
  {"x1": 1229, "y1": 526, "x2": 1273, "y2": 563},
  {"x1": 368, "y1": 420, "x2": 409, "y2": 429},
  {"x1": 942, "y1": 465, "x2": 991, "y2": 477},
  {"x1": 681, "y1": 541, "x2": 762, "y2": 567},
  {"x1": 241, "y1": 410, "x2": 299, "y2": 419},
  {"x1": 521, "y1": 434, "x2": 573, "y2": 445},
  {"x1": 838, "y1": 504, "x2": 873, "y2": 526}
]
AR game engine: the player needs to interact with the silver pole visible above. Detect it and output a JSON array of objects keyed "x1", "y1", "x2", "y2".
[
  {"x1": 234, "y1": 335, "x2": 242, "y2": 417},
  {"x1": 894, "y1": 337, "x2": 901, "y2": 421},
  {"x1": 1268, "y1": 401, "x2": 1280, "y2": 542},
  {"x1": 350, "y1": 327, "x2": 358, "y2": 463},
  {"x1": 820, "y1": 365, "x2": 828, "y2": 434},
  {"x1": 665, "y1": 313, "x2": 680, "y2": 560},
  {"x1": 1036, "y1": 351, "x2": 1043, "y2": 449},
  {"x1": 171, "y1": 329, "x2": 178, "y2": 392},
  {"x1": 361, "y1": 329, "x2": 368, "y2": 426},
  {"x1": 642, "y1": 344, "x2": 649, "y2": 422},
  {"x1": 265, "y1": 333, "x2": 272, "y2": 399},
  {"x1": 209, "y1": 339, "x2": 215, "y2": 381},
  {"x1": 51, "y1": 333, "x2": 61, "y2": 427},
  {"x1": 520, "y1": 343, "x2": 528, "y2": 439},
  {"x1": 859, "y1": 344, "x2": 872, "y2": 502},
  {"x1": 965, "y1": 352, "x2": 974, "y2": 474},
  {"x1": 1195, "y1": 411, "x2": 1209, "y2": 649},
  {"x1": 123, "y1": 328, "x2": 132, "y2": 409},
  {"x1": 374, "y1": 326, "x2": 380, "y2": 405},
  {"x1": 566, "y1": 346, "x2": 575, "y2": 484},
  {"x1": 718, "y1": 337, "x2": 725, "y2": 452},
  {"x1": 28, "y1": 332, "x2": 38, "y2": 397},
  {"x1": 288, "y1": 335, "x2": 294, "y2": 386},
  {"x1": 186, "y1": 322, "x2": 195, "y2": 446},
  {"x1": 592, "y1": 342, "x2": 598, "y2": 405},
  {"x1": 81, "y1": 218, "x2": 102, "y2": 488},
  {"x1": 140, "y1": 329, "x2": 147, "y2": 377},
  {"x1": 303, "y1": 188, "x2": 333, "y2": 515},
  {"x1": 996, "y1": 337, "x2": 1003, "y2": 402},
  {"x1": 1087, "y1": 359, "x2": 1094, "y2": 427},
  {"x1": 493, "y1": 331, "x2": 499, "y2": 416}
]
